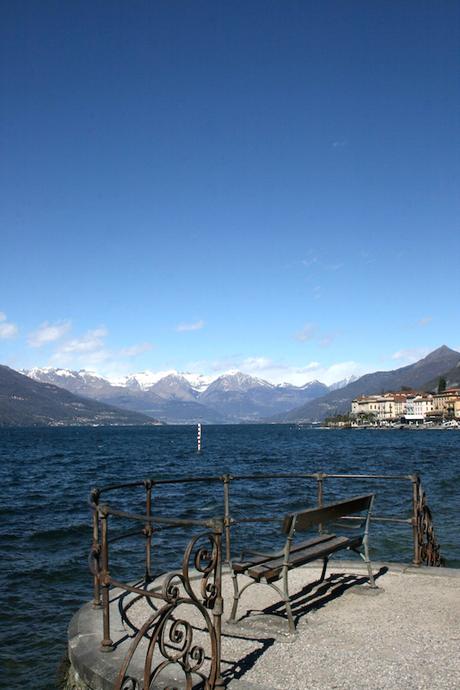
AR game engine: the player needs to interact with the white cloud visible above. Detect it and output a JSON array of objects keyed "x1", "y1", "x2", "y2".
[
  {"x1": 0, "y1": 312, "x2": 18, "y2": 339},
  {"x1": 47, "y1": 327, "x2": 154, "y2": 373},
  {"x1": 295, "y1": 323, "x2": 340, "y2": 348},
  {"x1": 301, "y1": 257, "x2": 343, "y2": 272},
  {"x1": 176, "y1": 320, "x2": 205, "y2": 332},
  {"x1": 48, "y1": 327, "x2": 110, "y2": 369},
  {"x1": 360, "y1": 250, "x2": 375, "y2": 265},
  {"x1": 312, "y1": 286, "x2": 321, "y2": 300},
  {"x1": 391, "y1": 348, "x2": 430, "y2": 364},
  {"x1": 119, "y1": 342, "x2": 153, "y2": 357},
  {"x1": 319, "y1": 332, "x2": 340, "y2": 348},
  {"x1": 417, "y1": 316, "x2": 432, "y2": 327},
  {"x1": 28, "y1": 320, "x2": 71, "y2": 347},
  {"x1": 295, "y1": 323, "x2": 316, "y2": 342},
  {"x1": 59, "y1": 327, "x2": 108, "y2": 353},
  {"x1": 239, "y1": 356, "x2": 279, "y2": 371},
  {"x1": 184, "y1": 355, "x2": 366, "y2": 387}
]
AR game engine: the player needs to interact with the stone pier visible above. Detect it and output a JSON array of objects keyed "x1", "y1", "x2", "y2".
[{"x1": 67, "y1": 561, "x2": 460, "y2": 690}]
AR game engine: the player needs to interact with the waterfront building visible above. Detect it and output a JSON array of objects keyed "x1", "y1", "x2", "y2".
[
  {"x1": 432, "y1": 388, "x2": 460, "y2": 418},
  {"x1": 351, "y1": 389, "x2": 460, "y2": 424},
  {"x1": 454, "y1": 399, "x2": 460, "y2": 419}
]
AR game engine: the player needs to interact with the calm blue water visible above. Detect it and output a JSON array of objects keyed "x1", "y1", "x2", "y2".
[{"x1": 0, "y1": 425, "x2": 459, "y2": 689}]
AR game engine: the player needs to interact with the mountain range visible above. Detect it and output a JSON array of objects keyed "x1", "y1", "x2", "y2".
[
  {"x1": 3, "y1": 345, "x2": 458, "y2": 426},
  {"x1": 21, "y1": 368, "x2": 331, "y2": 423},
  {"x1": 0, "y1": 365, "x2": 160, "y2": 427}
]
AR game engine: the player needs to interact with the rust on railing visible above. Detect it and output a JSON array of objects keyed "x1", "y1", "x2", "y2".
[
  {"x1": 88, "y1": 471, "x2": 442, "y2": 689},
  {"x1": 411, "y1": 475, "x2": 443, "y2": 567}
]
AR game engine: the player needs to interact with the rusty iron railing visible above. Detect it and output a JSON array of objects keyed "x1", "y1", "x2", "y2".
[
  {"x1": 90, "y1": 488, "x2": 225, "y2": 689},
  {"x1": 89, "y1": 472, "x2": 442, "y2": 689}
]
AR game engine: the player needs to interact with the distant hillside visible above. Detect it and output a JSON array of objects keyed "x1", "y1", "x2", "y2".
[
  {"x1": 199, "y1": 373, "x2": 329, "y2": 422},
  {"x1": 0, "y1": 365, "x2": 160, "y2": 427},
  {"x1": 23, "y1": 368, "x2": 329, "y2": 423},
  {"x1": 22, "y1": 369, "x2": 226, "y2": 424},
  {"x1": 423, "y1": 360, "x2": 460, "y2": 392},
  {"x1": 275, "y1": 346, "x2": 460, "y2": 422}
]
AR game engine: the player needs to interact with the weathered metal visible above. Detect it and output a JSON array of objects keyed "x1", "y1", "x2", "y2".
[
  {"x1": 111, "y1": 522, "x2": 225, "y2": 690},
  {"x1": 229, "y1": 494, "x2": 376, "y2": 632},
  {"x1": 144, "y1": 479, "x2": 153, "y2": 582},
  {"x1": 88, "y1": 471, "x2": 442, "y2": 689},
  {"x1": 413, "y1": 476, "x2": 442, "y2": 567},
  {"x1": 100, "y1": 509, "x2": 113, "y2": 652}
]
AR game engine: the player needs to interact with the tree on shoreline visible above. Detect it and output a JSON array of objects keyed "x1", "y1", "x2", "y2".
[{"x1": 437, "y1": 377, "x2": 447, "y2": 394}]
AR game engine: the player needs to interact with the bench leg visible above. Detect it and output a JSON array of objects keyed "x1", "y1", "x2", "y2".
[
  {"x1": 354, "y1": 547, "x2": 377, "y2": 588},
  {"x1": 363, "y1": 538, "x2": 377, "y2": 588},
  {"x1": 319, "y1": 556, "x2": 329, "y2": 583},
  {"x1": 229, "y1": 570, "x2": 240, "y2": 624},
  {"x1": 365, "y1": 557, "x2": 376, "y2": 588},
  {"x1": 282, "y1": 568, "x2": 296, "y2": 634},
  {"x1": 283, "y1": 594, "x2": 296, "y2": 634}
]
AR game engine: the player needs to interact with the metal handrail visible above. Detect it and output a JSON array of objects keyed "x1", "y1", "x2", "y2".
[
  {"x1": 89, "y1": 470, "x2": 442, "y2": 689},
  {"x1": 90, "y1": 471, "x2": 441, "y2": 589}
]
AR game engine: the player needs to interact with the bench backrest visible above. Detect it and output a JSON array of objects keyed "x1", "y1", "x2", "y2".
[{"x1": 282, "y1": 494, "x2": 374, "y2": 535}]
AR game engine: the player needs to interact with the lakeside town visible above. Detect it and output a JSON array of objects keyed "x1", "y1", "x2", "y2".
[{"x1": 327, "y1": 385, "x2": 460, "y2": 428}]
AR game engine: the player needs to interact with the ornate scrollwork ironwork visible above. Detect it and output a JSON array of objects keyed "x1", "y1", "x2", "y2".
[
  {"x1": 114, "y1": 529, "x2": 222, "y2": 690},
  {"x1": 416, "y1": 481, "x2": 442, "y2": 567},
  {"x1": 183, "y1": 532, "x2": 219, "y2": 610}
]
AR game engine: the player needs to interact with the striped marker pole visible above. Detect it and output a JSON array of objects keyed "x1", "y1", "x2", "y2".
[{"x1": 197, "y1": 423, "x2": 202, "y2": 452}]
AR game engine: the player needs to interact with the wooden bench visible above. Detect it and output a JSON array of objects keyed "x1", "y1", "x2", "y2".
[{"x1": 228, "y1": 494, "x2": 376, "y2": 633}]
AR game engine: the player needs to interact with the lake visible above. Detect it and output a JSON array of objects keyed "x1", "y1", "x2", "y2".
[{"x1": 0, "y1": 425, "x2": 458, "y2": 689}]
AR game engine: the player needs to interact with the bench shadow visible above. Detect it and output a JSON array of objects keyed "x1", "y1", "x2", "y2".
[
  {"x1": 220, "y1": 632, "x2": 276, "y2": 685},
  {"x1": 110, "y1": 568, "x2": 387, "y2": 686},
  {"x1": 216, "y1": 567, "x2": 387, "y2": 686},
  {"x1": 113, "y1": 585, "x2": 277, "y2": 688},
  {"x1": 241, "y1": 565, "x2": 388, "y2": 629}
]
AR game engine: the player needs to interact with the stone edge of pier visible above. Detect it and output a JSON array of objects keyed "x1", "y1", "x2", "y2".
[{"x1": 64, "y1": 561, "x2": 460, "y2": 690}]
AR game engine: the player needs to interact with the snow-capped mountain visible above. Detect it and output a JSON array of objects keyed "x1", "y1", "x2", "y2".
[
  {"x1": 22, "y1": 367, "x2": 222, "y2": 424},
  {"x1": 23, "y1": 367, "x2": 115, "y2": 396},
  {"x1": 202, "y1": 371, "x2": 274, "y2": 394},
  {"x1": 20, "y1": 367, "x2": 330, "y2": 423},
  {"x1": 116, "y1": 370, "x2": 214, "y2": 393},
  {"x1": 18, "y1": 346, "x2": 460, "y2": 424},
  {"x1": 199, "y1": 372, "x2": 327, "y2": 421},
  {"x1": 150, "y1": 374, "x2": 199, "y2": 402},
  {"x1": 121, "y1": 370, "x2": 170, "y2": 391},
  {"x1": 1, "y1": 365, "x2": 159, "y2": 427},
  {"x1": 180, "y1": 372, "x2": 215, "y2": 393},
  {"x1": 328, "y1": 375, "x2": 359, "y2": 391}
]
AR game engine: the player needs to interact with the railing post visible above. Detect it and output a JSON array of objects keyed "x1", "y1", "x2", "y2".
[
  {"x1": 91, "y1": 488, "x2": 102, "y2": 608},
  {"x1": 411, "y1": 474, "x2": 421, "y2": 567},
  {"x1": 144, "y1": 479, "x2": 153, "y2": 582},
  {"x1": 100, "y1": 508, "x2": 114, "y2": 651},
  {"x1": 222, "y1": 474, "x2": 232, "y2": 564},
  {"x1": 315, "y1": 472, "x2": 326, "y2": 534},
  {"x1": 315, "y1": 472, "x2": 325, "y2": 507},
  {"x1": 212, "y1": 519, "x2": 225, "y2": 690}
]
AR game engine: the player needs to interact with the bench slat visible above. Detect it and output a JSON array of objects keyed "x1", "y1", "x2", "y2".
[
  {"x1": 232, "y1": 533, "x2": 337, "y2": 574},
  {"x1": 283, "y1": 494, "x2": 373, "y2": 534},
  {"x1": 246, "y1": 534, "x2": 363, "y2": 581}
]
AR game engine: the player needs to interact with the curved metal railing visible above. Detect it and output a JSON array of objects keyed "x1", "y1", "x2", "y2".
[{"x1": 88, "y1": 471, "x2": 442, "y2": 689}]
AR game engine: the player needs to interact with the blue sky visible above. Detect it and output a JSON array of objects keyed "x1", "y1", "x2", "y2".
[{"x1": 1, "y1": 1, "x2": 459, "y2": 385}]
